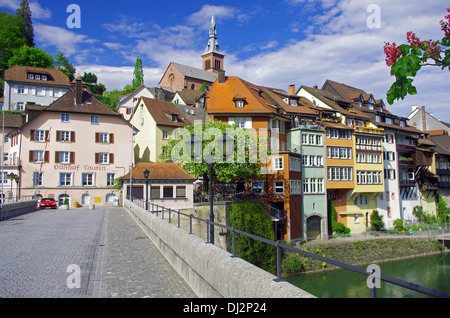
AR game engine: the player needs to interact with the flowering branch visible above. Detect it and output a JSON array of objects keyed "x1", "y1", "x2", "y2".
[{"x1": 384, "y1": 8, "x2": 450, "y2": 104}]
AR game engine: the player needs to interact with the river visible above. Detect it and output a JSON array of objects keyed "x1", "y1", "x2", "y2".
[{"x1": 286, "y1": 252, "x2": 450, "y2": 298}]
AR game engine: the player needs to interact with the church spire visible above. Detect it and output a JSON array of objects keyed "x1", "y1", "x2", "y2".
[{"x1": 202, "y1": 12, "x2": 225, "y2": 73}]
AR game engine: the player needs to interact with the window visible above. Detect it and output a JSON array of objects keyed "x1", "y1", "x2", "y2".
[
  {"x1": 290, "y1": 157, "x2": 301, "y2": 171},
  {"x1": 35, "y1": 75, "x2": 40, "y2": 80},
  {"x1": 42, "y1": 75, "x2": 47, "y2": 81},
  {"x1": 59, "y1": 173, "x2": 72, "y2": 186},
  {"x1": 34, "y1": 150, "x2": 44, "y2": 163},
  {"x1": 82, "y1": 173, "x2": 94, "y2": 186},
  {"x1": 99, "y1": 133, "x2": 108, "y2": 143},
  {"x1": 235, "y1": 117, "x2": 246, "y2": 128},
  {"x1": 302, "y1": 178, "x2": 324, "y2": 194},
  {"x1": 176, "y1": 186, "x2": 186, "y2": 198},
  {"x1": 252, "y1": 181, "x2": 263, "y2": 194},
  {"x1": 59, "y1": 151, "x2": 70, "y2": 164},
  {"x1": 35, "y1": 87, "x2": 45, "y2": 96},
  {"x1": 16, "y1": 102, "x2": 25, "y2": 111},
  {"x1": 28, "y1": 74, "x2": 34, "y2": 80},
  {"x1": 235, "y1": 100, "x2": 244, "y2": 108},
  {"x1": 59, "y1": 131, "x2": 72, "y2": 142},
  {"x1": 163, "y1": 186, "x2": 173, "y2": 198},
  {"x1": 354, "y1": 195, "x2": 369, "y2": 206},
  {"x1": 35, "y1": 130, "x2": 46, "y2": 142},
  {"x1": 273, "y1": 181, "x2": 284, "y2": 194},
  {"x1": 18, "y1": 86, "x2": 25, "y2": 94},
  {"x1": 91, "y1": 115, "x2": 99, "y2": 124},
  {"x1": 99, "y1": 153, "x2": 109, "y2": 164},
  {"x1": 290, "y1": 180, "x2": 301, "y2": 195},
  {"x1": 61, "y1": 113, "x2": 70, "y2": 122},
  {"x1": 33, "y1": 172, "x2": 43, "y2": 186},
  {"x1": 273, "y1": 157, "x2": 284, "y2": 170},
  {"x1": 151, "y1": 186, "x2": 160, "y2": 199},
  {"x1": 107, "y1": 173, "x2": 115, "y2": 186},
  {"x1": 162, "y1": 130, "x2": 169, "y2": 140}
]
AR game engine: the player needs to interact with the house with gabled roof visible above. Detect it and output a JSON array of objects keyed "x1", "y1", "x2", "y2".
[
  {"x1": 7, "y1": 78, "x2": 135, "y2": 207},
  {"x1": 3, "y1": 65, "x2": 71, "y2": 111},
  {"x1": 116, "y1": 85, "x2": 175, "y2": 121},
  {"x1": 130, "y1": 97, "x2": 192, "y2": 163}
]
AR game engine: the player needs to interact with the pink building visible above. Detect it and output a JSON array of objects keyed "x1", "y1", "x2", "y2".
[{"x1": 8, "y1": 79, "x2": 135, "y2": 207}]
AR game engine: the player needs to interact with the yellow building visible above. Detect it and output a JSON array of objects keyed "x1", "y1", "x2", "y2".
[{"x1": 131, "y1": 97, "x2": 192, "y2": 163}]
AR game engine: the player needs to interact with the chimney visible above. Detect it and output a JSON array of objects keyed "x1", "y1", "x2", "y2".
[
  {"x1": 422, "y1": 106, "x2": 426, "y2": 131},
  {"x1": 313, "y1": 84, "x2": 318, "y2": 89},
  {"x1": 75, "y1": 78, "x2": 82, "y2": 105},
  {"x1": 289, "y1": 84, "x2": 296, "y2": 96},
  {"x1": 218, "y1": 70, "x2": 226, "y2": 84}
]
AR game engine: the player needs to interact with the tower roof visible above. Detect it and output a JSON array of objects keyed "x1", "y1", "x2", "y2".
[{"x1": 202, "y1": 13, "x2": 224, "y2": 57}]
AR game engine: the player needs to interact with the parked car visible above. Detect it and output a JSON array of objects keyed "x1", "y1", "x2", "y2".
[{"x1": 39, "y1": 198, "x2": 57, "y2": 209}]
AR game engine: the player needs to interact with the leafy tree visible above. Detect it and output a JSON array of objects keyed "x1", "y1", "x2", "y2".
[
  {"x1": 437, "y1": 194, "x2": 450, "y2": 223},
  {"x1": 16, "y1": 0, "x2": 34, "y2": 47},
  {"x1": 229, "y1": 201, "x2": 276, "y2": 274},
  {"x1": 81, "y1": 72, "x2": 97, "y2": 84},
  {"x1": 81, "y1": 71, "x2": 106, "y2": 97},
  {"x1": 132, "y1": 57, "x2": 144, "y2": 89},
  {"x1": 384, "y1": 8, "x2": 450, "y2": 104},
  {"x1": 160, "y1": 120, "x2": 264, "y2": 184},
  {"x1": 0, "y1": 12, "x2": 27, "y2": 69},
  {"x1": 53, "y1": 52, "x2": 76, "y2": 81},
  {"x1": 370, "y1": 210, "x2": 385, "y2": 231},
  {"x1": 8, "y1": 44, "x2": 53, "y2": 68}
]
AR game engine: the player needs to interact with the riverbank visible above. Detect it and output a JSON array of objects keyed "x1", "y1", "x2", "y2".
[{"x1": 282, "y1": 237, "x2": 445, "y2": 276}]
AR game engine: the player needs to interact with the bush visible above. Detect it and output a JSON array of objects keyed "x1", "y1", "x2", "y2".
[
  {"x1": 370, "y1": 210, "x2": 385, "y2": 231},
  {"x1": 282, "y1": 254, "x2": 304, "y2": 275},
  {"x1": 229, "y1": 201, "x2": 276, "y2": 274},
  {"x1": 334, "y1": 222, "x2": 350, "y2": 235},
  {"x1": 393, "y1": 218, "x2": 406, "y2": 231}
]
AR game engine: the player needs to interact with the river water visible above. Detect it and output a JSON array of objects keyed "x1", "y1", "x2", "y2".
[{"x1": 286, "y1": 252, "x2": 450, "y2": 298}]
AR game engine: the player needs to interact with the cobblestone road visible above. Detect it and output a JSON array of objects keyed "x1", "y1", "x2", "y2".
[{"x1": 0, "y1": 207, "x2": 197, "y2": 298}]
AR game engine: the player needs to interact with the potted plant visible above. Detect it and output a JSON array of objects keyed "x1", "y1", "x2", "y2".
[
  {"x1": 73, "y1": 201, "x2": 79, "y2": 208},
  {"x1": 61, "y1": 197, "x2": 69, "y2": 210}
]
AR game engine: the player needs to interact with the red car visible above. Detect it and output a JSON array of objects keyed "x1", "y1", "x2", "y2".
[{"x1": 39, "y1": 198, "x2": 57, "y2": 209}]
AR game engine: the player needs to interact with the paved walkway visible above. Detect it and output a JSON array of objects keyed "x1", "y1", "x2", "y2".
[{"x1": 0, "y1": 207, "x2": 196, "y2": 298}]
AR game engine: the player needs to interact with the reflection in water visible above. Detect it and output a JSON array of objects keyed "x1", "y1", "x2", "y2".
[{"x1": 286, "y1": 253, "x2": 450, "y2": 298}]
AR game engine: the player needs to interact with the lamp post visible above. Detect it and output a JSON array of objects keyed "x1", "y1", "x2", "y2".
[
  {"x1": 186, "y1": 132, "x2": 233, "y2": 244},
  {"x1": 143, "y1": 168, "x2": 150, "y2": 210}
]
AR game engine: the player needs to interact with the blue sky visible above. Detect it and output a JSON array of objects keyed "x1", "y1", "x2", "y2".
[{"x1": 1, "y1": 0, "x2": 449, "y2": 120}]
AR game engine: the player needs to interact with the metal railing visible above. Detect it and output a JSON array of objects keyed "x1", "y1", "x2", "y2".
[{"x1": 128, "y1": 197, "x2": 450, "y2": 298}]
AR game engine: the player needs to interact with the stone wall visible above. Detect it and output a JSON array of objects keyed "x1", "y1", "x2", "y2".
[{"x1": 125, "y1": 199, "x2": 314, "y2": 298}]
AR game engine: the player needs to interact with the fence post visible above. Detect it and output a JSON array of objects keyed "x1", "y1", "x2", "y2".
[
  {"x1": 276, "y1": 241, "x2": 282, "y2": 281},
  {"x1": 168, "y1": 208, "x2": 171, "y2": 223},
  {"x1": 162, "y1": 206, "x2": 164, "y2": 219},
  {"x1": 232, "y1": 228, "x2": 236, "y2": 257},
  {"x1": 206, "y1": 219, "x2": 210, "y2": 243},
  {"x1": 177, "y1": 210, "x2": 180, "y2": 228},
  {"x1": 189, "y1": 214, "x2": 193, "y2": 234},
  {"x1": 370, "y1": 268, "x2": 377, "y2": 298}
]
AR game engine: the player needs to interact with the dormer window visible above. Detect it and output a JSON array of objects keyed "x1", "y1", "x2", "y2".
[
  {"x1": 235, "y1": 100, "x2": 244, "y2": 108},
  {"x1": 289, "y1": 98, "x2": 298, "y2": 106},
  {"x1": 35, "y1": 75, "x2": 40, "y2": 80},
  {"x1": 400, "y1": 121, "x2": 406, "y2": 127},
  {"x1": 42, "y1": 75, "x2": 47, "y2": 81},
  {"x1": 28, "y1": 74, "x2": 34, "y2": 80},
  {"x1": 368, "y1": 103, "x2": 374, "y2": 110},
  {"x1": 172, "y1": 115, "x2": 178, "y2": 122}
]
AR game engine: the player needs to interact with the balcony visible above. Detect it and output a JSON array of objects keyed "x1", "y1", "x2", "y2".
[
  {"x1": 436, "y1": 169, "x2": 450, "y2": 175},
  {"x1": 399, "y1": 179, "x2": 415, "y2": 187},
  {"x1": 438, "y1": 181, "x2": 450, "y2": 188},
  {"x1": 354, "y1": 126, "x2": 384, "y2": 135},
  {"x1": 269, "y1": 206, "x2": 286, "y2": 222}
]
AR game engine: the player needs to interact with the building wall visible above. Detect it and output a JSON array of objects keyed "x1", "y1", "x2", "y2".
[
  {"x1": 17, "y1": 112, "x2": 132, "y2": 206},
  {"x1": 4, "y1": 81, "x2": 69, "y2": 111}
]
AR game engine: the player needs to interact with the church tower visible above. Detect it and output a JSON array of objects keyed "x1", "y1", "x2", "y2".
[{"x1": 202, "y1": 13, "x2": 225, "y2": 73}]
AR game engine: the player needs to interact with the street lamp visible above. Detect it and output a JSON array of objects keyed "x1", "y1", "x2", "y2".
[
  {"x1": 186, "y1": 132, "x2": 233, "y2": 244},
  {"x1": 143, "y1": 168, "x2": 150, "y2": 210}
]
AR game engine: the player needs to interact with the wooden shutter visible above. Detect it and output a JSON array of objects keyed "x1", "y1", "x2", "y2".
[
  {"x1": 45, "y1": 130, "x2": 49, "y2": 142},
  {"x1": 109, "y1": 153, "x2": 114, "y2": 164},
  {"x1": 55, "y1": 151, "x2": 60, "y2": 163},
  {"x1": 70, "y1": 152, "x2": 75, "y2": 164},
  {"x1": 109, "y1": 133, "x2": 114, "y2": 144},
  {"x1": 71, "y1": 131, "x2": 75, "y2": 143},
  {"x1": 95, "y1": 153, "x2": 99, "y2": 164},
  {"x1": 44, "y1": 151, "x2": 49, "y2": 163},
  {"x1": 29, "y1": 150, "x2": 34, "y2": 162},
  {"x1": 56, "y1": 131, "x2": 61, "y2": 142},
  {"x1": 30, "y1": 130, "x2": 35, "y2": 141},
  {"x1": 95, "y1": 133, "x2": 100, "y2": 143}
]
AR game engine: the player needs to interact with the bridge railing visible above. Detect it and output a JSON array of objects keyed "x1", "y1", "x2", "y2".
[{"x1": 129, "y1": 197, "x2": 450, "y2": 299}]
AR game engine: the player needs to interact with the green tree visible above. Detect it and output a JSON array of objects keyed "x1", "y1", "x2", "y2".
[
  {"x1": 81, "y1": 71, "x2": 106, "y2": 97},
  {"x1": 229, "y1": 201, "x2": 276, "y2": 274},
  {"x1": 16, "y1": 0, "x2": 34, "y2": 47},
  {"x1": 160, "y1": 120, "x2": 264, "y2": 184},
  {"x1": 8, "y1": 44, "x2": 53, "y2": 68},
  {"x1": 370, "y1": 210, "x2": 385, "y2": 231},
  {"x1": 0, "y1": 12, "x2": 27, "y2": 69},
  {"x1": 384, "y1": 8, "x2": 450, "y2": 104},
  {"x1": 132, "y1": 57, "x2": 144, "y2": 89},
  {"x1": 437, "y1": 194, "x2": 450, "y2": 223},
  {"x1": 53, "y1": 52, "x2": 76, "y2": 81}
]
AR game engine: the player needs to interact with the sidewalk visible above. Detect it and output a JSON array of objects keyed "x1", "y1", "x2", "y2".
[{"x1": 104, "y1": 208, "x2": 197, "y2": 298}]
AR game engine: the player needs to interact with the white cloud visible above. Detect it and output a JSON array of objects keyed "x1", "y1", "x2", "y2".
[{"x1": 34, "y1": 23, "x2": 97, "y2": 63}]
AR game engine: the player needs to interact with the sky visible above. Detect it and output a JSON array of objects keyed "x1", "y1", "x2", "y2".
[{"x1": 1, "y1": 0, "x2": 449, "y2": 120}]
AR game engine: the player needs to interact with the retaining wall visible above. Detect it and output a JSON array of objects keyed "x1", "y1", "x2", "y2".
[
  {"x1": 1, "y1": 200, "x2": 38, "y2": 220},
  {"x1": 125, "y1": 200, "x2": 314, "y2": 298}
]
